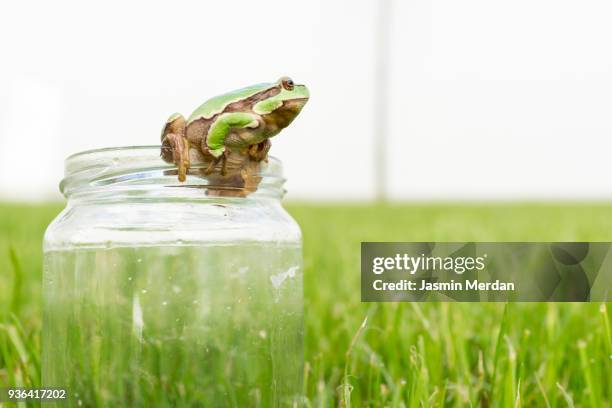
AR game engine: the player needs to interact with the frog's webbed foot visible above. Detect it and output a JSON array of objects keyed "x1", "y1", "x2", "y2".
[
  {"x1": 247, "y1": 139, "x2": 271, "y2": 162},
  {"x1": 161, "y1": 114, "x2": 189, "y2": 181}
]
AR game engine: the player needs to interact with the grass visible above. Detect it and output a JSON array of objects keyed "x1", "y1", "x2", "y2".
[{"x1": 0, "y1": 202, "x2": 611, "y2": 407}]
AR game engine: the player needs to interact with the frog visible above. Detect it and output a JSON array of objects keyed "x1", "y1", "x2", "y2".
[{"x1": 161, "y1": 76, "x2": 309, "y2": 182}]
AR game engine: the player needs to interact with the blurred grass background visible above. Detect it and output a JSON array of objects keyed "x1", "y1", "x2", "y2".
[{"x1": 1, "y1": 202, "x2": 611, "y2": 406}]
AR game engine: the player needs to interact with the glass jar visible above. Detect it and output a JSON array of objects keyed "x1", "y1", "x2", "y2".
[{"x1": 43, "y1": 146, "x2": 303, "y2": 407}]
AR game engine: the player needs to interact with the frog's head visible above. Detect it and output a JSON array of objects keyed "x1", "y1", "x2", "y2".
[{"x1": 254, "y1": 77, "x2": 309, "y2": 132}]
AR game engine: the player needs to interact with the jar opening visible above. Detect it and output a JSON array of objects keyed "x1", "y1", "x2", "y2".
[{"x1": 61, "y1": 146, "x2": 286, "y2": 201}]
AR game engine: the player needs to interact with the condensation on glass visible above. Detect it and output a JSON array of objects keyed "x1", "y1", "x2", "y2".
[{"x1": 43, "y1": 146, "x2": 303, "y2": 407}]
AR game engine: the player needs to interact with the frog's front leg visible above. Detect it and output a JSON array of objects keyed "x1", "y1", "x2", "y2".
[
  {"x1": 203, "y1": 112, "x2": 260, "y2": 176},
  {"x1": 247, "y1": 139, "x2": 271, "y2": 162},
  {"x1": 161, "y1": 114, "x2": 190, "y2": 181},
  {"x1": 203, "y1": 148, "x2": 231, "y2": 176}
]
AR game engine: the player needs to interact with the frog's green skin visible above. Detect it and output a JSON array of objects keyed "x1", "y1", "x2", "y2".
[{"x1": 161, "y1": 77, "x2": 309, "y2": 181}]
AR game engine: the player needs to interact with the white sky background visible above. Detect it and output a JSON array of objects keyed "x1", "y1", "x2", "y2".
[{"x1": 1, "y1": 0, "x2": 611, "y2": 201}]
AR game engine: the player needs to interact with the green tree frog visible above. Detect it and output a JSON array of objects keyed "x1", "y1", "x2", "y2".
[{"x1": 161, "y1": 76, "x2": 309, "y2": 182}]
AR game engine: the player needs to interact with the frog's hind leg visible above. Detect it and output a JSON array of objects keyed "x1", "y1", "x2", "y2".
[
  {"x1": 203, "y1": 112, "x2": 260, "y2": 175},
  {"x1": 161, "y1": 114, "x2": 190, "y2": 181},
  {"x1": 162, "y1": 134, "x2": 190, "y2": 181}
]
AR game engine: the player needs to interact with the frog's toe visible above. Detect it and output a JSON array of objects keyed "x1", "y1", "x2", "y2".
[{"x1": 177, "y1": 139, "x2": 190, "y2": 182}]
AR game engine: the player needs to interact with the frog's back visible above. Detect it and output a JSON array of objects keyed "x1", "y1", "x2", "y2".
[{"x1": 187, "y1": 83, "x2": 273, "y2": 122}]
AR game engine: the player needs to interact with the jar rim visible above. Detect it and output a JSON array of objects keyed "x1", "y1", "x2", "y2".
[{"x1": 61, "y1": 145, "x2": 285, "y2": 200}]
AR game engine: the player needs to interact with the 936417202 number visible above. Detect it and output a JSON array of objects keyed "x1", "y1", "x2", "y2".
[{"x1": 1, "y1": 388, "x2": 67, "y2": 401}]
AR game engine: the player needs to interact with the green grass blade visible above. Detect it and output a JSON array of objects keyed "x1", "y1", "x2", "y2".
[
  {"x1": 556, "y1": 382, "x2": 575, "y2": 408},
  {"x1": 8, "y1": 247, "x2": 23, "y2": 316},
  {"x1": 491, "y1": 303, "x2": 510, "y2": 401}
]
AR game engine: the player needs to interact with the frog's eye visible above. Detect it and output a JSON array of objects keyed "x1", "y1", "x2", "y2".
[{"x1": 281, "y1": 77, "x2": 294, "y2": 91}]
